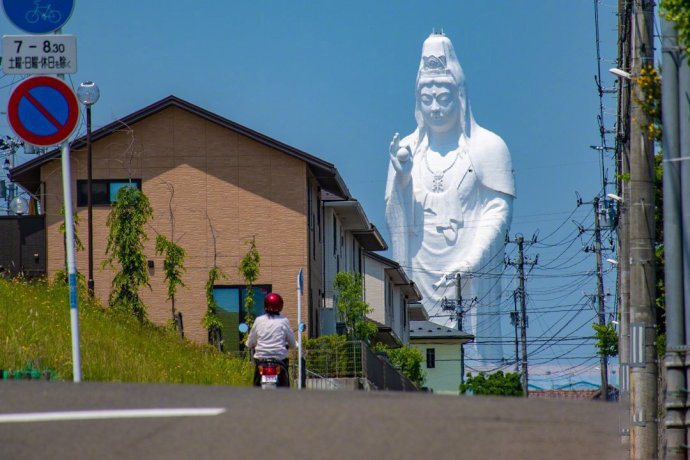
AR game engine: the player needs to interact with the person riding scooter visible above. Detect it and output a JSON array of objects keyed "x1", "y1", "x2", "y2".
[{"x1": 246, "y1": 292, "x2": 296, "y2": 387}]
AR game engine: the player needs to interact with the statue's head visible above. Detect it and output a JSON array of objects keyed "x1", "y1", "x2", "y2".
[
  {"x1": 414, "y1": 33, "x2": 473, "y2": 137},
  {"x1": 418, "y1": 81, "x2": 458, "y2": 134}
]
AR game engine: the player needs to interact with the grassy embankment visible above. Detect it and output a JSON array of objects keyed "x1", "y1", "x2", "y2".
[{"x1": 0, "y1": 277, "x2": 253, "y2": 385}]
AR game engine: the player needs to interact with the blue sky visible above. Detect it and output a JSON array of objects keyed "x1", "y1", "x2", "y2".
[{"x1": 1, "y1": 1, "x2": 624, "y2": 386}]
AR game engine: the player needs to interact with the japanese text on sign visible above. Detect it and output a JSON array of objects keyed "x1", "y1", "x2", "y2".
[{"x1": 2, "y1": 35, "x2": 77, "y2": 75}]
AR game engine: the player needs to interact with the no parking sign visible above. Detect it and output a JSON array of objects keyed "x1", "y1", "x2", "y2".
[{"x1": 7, "y1": 75, "x2": 79, "y2": 147}]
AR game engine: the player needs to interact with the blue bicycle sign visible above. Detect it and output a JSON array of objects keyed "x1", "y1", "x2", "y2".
[
  {"x1": 25, "y1": 0, "x2": 62, "y2": 24},
  {"x1": 3, "y1": 0, "x2": 74, "y2": 34}
]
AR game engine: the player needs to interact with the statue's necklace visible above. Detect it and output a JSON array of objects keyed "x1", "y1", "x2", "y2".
[{"x1": 424, "y1": 144, "x2": 466, "y2": 193}]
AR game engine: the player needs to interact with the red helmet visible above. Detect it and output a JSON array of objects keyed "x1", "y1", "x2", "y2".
[{"x1": 264, "y1": 292, "x2": 284, "y2": 314}]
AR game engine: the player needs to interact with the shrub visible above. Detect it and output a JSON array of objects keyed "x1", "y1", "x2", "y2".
[
  {"x1": 304, "y1": 335, "x2": 357, "y2": 378},
  {"x1": 460, "y1": 371, "x2": 523, "y2": 396},
  {"x1": 374, "y1": 343, "x2": 425, "y2": 387},
  {"x1": 334, "y1": 272, "x2": 377, "y2": 344}
]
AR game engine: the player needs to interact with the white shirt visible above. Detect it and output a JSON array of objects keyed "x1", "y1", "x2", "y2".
[{"x1": 246, "y1": 314, "x2": 297, "y2": 360}]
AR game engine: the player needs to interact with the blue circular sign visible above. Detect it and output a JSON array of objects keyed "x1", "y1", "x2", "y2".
[
  {"x1": 3, "y1": 0, "x2": 74, "y2": 34},
  {"x1": 8, "y1": 76, "x2": 79, "y2": 146}
]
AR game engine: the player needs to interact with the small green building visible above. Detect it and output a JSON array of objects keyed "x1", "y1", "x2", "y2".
[{"x1": 410, "y1": 319, "x2": 474, "y2": 395}]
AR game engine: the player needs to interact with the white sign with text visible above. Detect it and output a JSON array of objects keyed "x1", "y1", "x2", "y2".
[{"x1": 2, "y1": 34, "x2": 77, "y2": 75}]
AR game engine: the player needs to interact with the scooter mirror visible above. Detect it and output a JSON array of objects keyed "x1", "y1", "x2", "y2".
[{"x1": 238, "y1": 323, "x2": 249, "y2": 333}]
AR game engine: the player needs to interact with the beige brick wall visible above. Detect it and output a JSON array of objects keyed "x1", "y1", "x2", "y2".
[
  {"x1": 42, "y1": 106, "x2": 309, "y2": 343},
  {"x1": 363, "y1": 256, "x2": 386, "y2": 325}
]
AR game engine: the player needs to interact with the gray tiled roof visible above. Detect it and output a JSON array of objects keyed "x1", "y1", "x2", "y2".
[{"x1": 409, "y1": 320, "x2": 474, "y2": 340}]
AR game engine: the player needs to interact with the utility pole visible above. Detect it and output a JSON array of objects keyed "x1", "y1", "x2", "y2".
[
  {"x1": 660, "y1": 14, "x2": 685, "y2": 460},
  {"x1": 677, "y1": 7, "x2": 690, "y2": 458},
  {"x1": 1, "y1": 138, "x2": 21, "y2": 215},
  {"x1": 517, "y1": 236, "x2": 528, "y2": 397},
  {"x1": 628, "y1": 1, "x2": 657, "y2": 457},
  {"x1": 512, "y1": 289, "x2": 520, "y2": 373},
  {"x1": 615, "y1": 0, "x2": 632, "y2": 420},
  {"x1": 441, "y1": 273, "x2": 474, "y2": 387},
  {"x1": 455, "y1": 273, "x2": 465, "y2": 386},
  {"x1": 593, "y1": 196, "x2": 608, "y2": 400},
  {"x1": 506, "y1": 234, "x2": 537, "y2": 397}
]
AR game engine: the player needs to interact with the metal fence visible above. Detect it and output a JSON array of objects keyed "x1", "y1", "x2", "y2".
[
  {"x1": 304, "y1": 340, "x2": 362, "y2": 379},
  {"x1": 361, "y1": 344, "x2": 419, "y2": 392},
  {"x1": 303, "y1": 341, "x2": 418, "y2": 392},
  {"x1": 230, "y1": 340, "x2": 419, "y2": 392}
]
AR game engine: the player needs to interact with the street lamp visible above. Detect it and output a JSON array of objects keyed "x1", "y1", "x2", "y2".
[
  {"x1": 9, "y1": 196, "x2": 29, "y2": 215},
  {"x1": 608, "y1": 68, "x2": 632, "y2": 80},
  {"x1": 77, "y1": 81, "x2": 100, "y2": 297},
  {"x1": 606, "y1": 193, "x2": 623, "y2": 203}
]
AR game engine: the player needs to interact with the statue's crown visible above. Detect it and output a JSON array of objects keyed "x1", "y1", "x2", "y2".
[{"x1": 420, "y1": 54, "x2": 452, "y2": 79}]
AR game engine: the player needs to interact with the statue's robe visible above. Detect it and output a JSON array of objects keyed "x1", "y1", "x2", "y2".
[{"x1": 385, "y1": 125, "x2": 515, "y2": 363}]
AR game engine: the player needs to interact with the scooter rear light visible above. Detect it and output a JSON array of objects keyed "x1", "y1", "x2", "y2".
[{"x1": 259, "y1": 365, "x2": 280, "y2": 376}]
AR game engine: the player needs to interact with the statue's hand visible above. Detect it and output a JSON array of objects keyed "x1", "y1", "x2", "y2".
[
  {"x1": 389, "y1": 132, "x2": 412, "y2": 178},
  {"x1": 432, "y1": 273, "x2": 454, "y2": 290},
  {"x1": 432, "y1": 262, "x2": 473, "y2": 290}
]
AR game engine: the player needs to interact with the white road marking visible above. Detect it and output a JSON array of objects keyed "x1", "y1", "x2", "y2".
[{"x1": 0, "y1": 407, "x2": 226, "y2": 423}]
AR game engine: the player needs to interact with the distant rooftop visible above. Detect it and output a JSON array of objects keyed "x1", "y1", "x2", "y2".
[{"x1": 409, "y1": 320, "x2": 473, "y2": 341}]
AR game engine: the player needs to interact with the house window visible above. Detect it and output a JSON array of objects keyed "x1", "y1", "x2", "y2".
[
  {"x1": 76, "y1": 179, "x2": 142, "y2": 207},
  {"x1": 400, "y1": 293, "x2": 405, "y2": 329},
  {"x1": 426, "y1": 348, "x2": 436, "y2": 369},
  {"x1": 308, "y1": 184, "x2": 315, "y2": 260},
  {"x1": 333, "y1": 214, "x2": 337, "y2": 255},
  {"x1": 317, "y1": 191, "x2": 321, "y2": 243},
  {"x1": 386, "y1": 279, "x2": 393, "y2": 324},
  {"x1": 402, "y1": 297, "x2": 408, "y2": 331},
  {"x1": 212, "y1": 285, "x2": 271, "y2": 352}
]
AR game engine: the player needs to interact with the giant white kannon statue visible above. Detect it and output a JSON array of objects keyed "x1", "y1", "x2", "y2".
[{"x1": 385, "y1": 33, "x2": 515, "y2": 364}]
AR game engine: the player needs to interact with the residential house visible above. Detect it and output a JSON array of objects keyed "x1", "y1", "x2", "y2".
[
  {"x1": 363, "y1": 251, "x2": 422, "y2": 344},
  {"x1": 9, "y1": 95, "x2": 383, "y2": 348},
  {"x1": 320, "y1": 200, "x2": 386, "y2": 335},
  {"x1": 410, "y1": 318, "x2": 473, "y2": 394}
]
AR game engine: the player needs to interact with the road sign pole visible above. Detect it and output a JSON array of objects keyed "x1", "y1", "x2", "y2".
[
  {"x1": 61, "y1": 141, "x2": 81, "y2": 382},
  {"x1": 297, "y1": 268, "x2": 303, "y2": 390}
]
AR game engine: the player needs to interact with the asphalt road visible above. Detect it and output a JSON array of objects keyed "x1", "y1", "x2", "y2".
[{"x1": 0, "y1": 381, "x2": 624, "y2": 459}]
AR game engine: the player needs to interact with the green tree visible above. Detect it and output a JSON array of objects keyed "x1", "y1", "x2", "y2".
[
  {"x1": 54, "y1": 206, "x2": 86, "y2": 290},
  {"x1": 593, "y1": 322, "x2": 619, "y2": 358},
  {"x1": 304, "y1": 335, "x2": 353, "y2": 377},
  {"x1": 660, "y1": 0, "x2": 690, "y2": 55},
  {"x1": 629, "y1": 58, "x2": 666, "y2": 353},
  {"x1": 374, "y1": 343, "x2": 425, "y2": 387},
  {"x1": 239, "y1": 237, "x2": 260, "y2": 342},
  {"x1": 58, "y1": 205, "x2": 84, "y2": 252},
  {"x1": 460, "y1": 371, "x2": 523, "y2": 397},
  {"x1": 334, "y1": 272, "x2": 377, "y2": 343},
  {"x1": 203, "y1": 215, "x2": 225, "y2": 348},
  {"x1": 203, "y1": 265, "x2": 226, "y2": 348},
  {"x1": 155, "y1": 234, "x2": 186, "y2": 328},
  {"x1": 103, "y1": 185, "x2": 153, "y2": 322},
  {"x1": 654, "y1": 153, "x2": 665, "y2": 351}
]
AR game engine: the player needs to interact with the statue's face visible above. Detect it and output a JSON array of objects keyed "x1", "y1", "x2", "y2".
[{"x1": 419, "y1": 83, "x2": 458, "y2": 133}]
